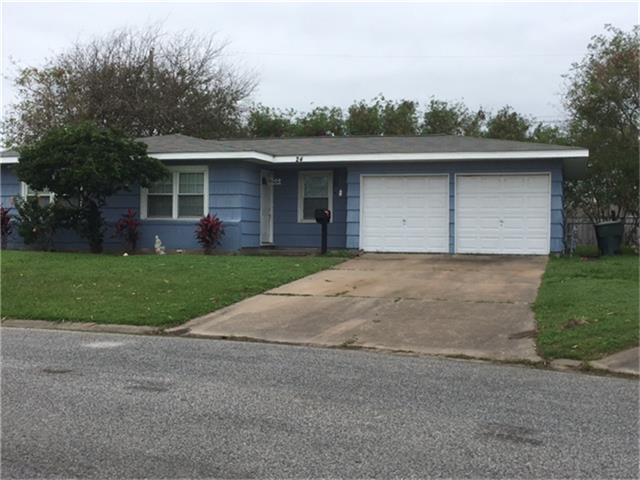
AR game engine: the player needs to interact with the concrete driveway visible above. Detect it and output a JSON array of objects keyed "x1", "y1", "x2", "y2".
[{"x1": 178, "y1": 254, "x2": 548, "y2": 361}]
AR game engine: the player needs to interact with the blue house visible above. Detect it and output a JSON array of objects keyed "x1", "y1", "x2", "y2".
[{"x1": 1, "y1": 134, "x2": 588, "y2": 255}]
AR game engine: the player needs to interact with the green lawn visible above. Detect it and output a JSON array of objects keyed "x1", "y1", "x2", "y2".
[
  {"x1": 534, "y1": 253, "x2": 639, "y2": 361},
  {"x1": 0, "y1": 251, "x2": 344, "y2": 327}
]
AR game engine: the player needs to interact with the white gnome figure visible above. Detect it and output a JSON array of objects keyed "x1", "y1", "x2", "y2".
[{"x1": 154, "y1": 235, "x2": 166, "y2": 255}]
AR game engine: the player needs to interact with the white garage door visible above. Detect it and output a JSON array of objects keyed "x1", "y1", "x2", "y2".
[
  {"x1": 456, "y1": 174, "x2": 550, "y2": 254},
  {"x1": 360, "y1": 175, "x2": 449, "y2": 252}
]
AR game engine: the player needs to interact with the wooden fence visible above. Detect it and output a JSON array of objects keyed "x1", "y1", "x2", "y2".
[{"x1": 566, "y1": 218, "x2": 638, "y2": 247}]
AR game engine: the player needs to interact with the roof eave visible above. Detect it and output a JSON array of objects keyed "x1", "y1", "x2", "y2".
[
  {"x1": 269, "y1": 149, "x2": 589, "y2": 163},
  {"x1": 149, "y1": 151, "x2": 274, "y2": 163},
  {"x1": 0, "y1": 148, "x2": 589, "y2": 167},
  {"x1": 0, "y1": 156, "x2": 18, "y2": 164}
]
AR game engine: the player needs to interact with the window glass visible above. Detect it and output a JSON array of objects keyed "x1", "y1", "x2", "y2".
[
  {"x1": 148, "y1": 177, "x2": 173, "y2": 194},
  {"x1": 25, "y1": 184, "x2": 54, "y2": 206},
  {"x1": 178, "y1": 196, "x2": 204, "y2": 217},
  {"x1": 303, "y1": 175, "x2": 329, "y2": 198},
  {"x1": 144, "y1": 170, "x2": 206, "y2": 218},
  {"x1": 303, "y1": 197, "x2": 328, "y2": 220},
  {"x1": 179, "y1": 173, "x2": 204, "y2": 194},
  {"x1": 35, "y1": 197, "x2": 51, "y2": 207},
  {"x1": 300, "y1": 173, "x2": 330, "y2": 221},
  {"x1": 147, "y1": 196, "x2": 173, "y2": 218}
]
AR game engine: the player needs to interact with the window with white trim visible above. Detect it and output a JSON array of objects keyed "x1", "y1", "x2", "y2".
[
  {"x1": 141, "y1": 167, "x2": 208, "y2": 219},
  {"x1": 298, "y1": 171, "x2": 333, "y2": 223},
  {"x1": 21, "y1": 182, "x2": 55, "y2": 207}
]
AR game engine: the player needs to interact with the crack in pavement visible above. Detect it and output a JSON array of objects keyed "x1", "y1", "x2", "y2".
[{"x1": 262, "y1": 291, "x2": 527, "y2": 305}]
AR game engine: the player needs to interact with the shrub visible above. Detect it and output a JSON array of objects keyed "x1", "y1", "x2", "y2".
[
  {"x1": 195, "y1": 214, "x2": 224, "y2": 254},
  {"x1": 114, "y1": 209, "x2": 141, "y2": 253},
  {"x1": 16, "y1": 122, "x2": 168, "y2": 253},
  {"x1": 14, "y1": 198, "x2": 59, "y2": 250},
  {"x1": 0, "y1": 205, "x2": 14, "y2": 249}
]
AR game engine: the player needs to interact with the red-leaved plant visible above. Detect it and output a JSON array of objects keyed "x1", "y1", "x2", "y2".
[
  {"x1": 0, "y1": 205, "x2": 14, "y2": 250},
  {"x1": 195, "y1": 214, "x2": 224, "y2": 254},
  {"x1": 114, "y1": 209, "x2": 141, "y2": 253}
]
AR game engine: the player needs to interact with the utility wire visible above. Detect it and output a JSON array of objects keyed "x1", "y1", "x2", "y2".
[{"x1": 223, "y1": 50, "x2": 585, "y2": 59}]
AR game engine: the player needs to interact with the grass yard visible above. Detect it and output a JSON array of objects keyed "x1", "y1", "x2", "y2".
[
  {"x1": 0, "y1": 251, "x2": 344, "y2": 327},
  {"x1": 534, "y1": 252, "x2": 639, "y2": 361}
]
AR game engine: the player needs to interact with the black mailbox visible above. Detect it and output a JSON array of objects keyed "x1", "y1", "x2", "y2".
[
  {"x1": 314, "y1": 208, "x2": 331, "y2": 254},
  {"x1": 314, "y1": 208, "x2": 331, "y2": 224}
]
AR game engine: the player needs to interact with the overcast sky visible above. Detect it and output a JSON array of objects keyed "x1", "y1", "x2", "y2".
[{"x1": 1, "y1": 1, "x2": 637, "y2": 123}]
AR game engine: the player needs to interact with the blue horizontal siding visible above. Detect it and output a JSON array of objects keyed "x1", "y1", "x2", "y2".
[
  {"x1": 271, "y1": 167, "x2": 347, "y2": 249},
  {"x1": 1, "y1": 166, "x2": 21, "y2": 205},
  {"x1": 2, "y1": 158, "x2": 566, "y2": 253},
  {"x1": 2, "y1": 162, "x2": 257, "y2": 251}
]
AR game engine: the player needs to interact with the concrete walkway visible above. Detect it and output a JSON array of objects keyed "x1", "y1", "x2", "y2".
[{"x1": 176, "y1": 254, "x2": 547, "y2": 362}]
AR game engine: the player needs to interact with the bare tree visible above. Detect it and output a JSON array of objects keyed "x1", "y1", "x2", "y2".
[{"x1": 3, "y1": 25, "x2": 257, "y2": 147}]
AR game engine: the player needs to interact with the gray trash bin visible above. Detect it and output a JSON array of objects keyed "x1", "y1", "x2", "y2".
[{"x1": 594, "y1": 220, "x2": 624, "y2": 256}]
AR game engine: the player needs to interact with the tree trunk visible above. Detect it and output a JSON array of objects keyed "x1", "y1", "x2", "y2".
[{"x1": 84, "y1": 201, "x2": 105, "y2": 254}]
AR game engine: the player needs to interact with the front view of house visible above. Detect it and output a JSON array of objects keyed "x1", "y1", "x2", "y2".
[{"x1": 1, "y1": 135, "x2": 588, "y2": 254}]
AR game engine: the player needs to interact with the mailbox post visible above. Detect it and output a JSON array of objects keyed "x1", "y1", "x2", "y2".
[{"x1": 314, "y1": 208, "x2": 331, "y2": 254}]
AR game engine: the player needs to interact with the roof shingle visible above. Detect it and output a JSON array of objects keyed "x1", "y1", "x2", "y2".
[
  {"x1": 2, "y1": 133, "x2": 585, "y2": 158},
  {"x1": 141, "y1": 134, "x2": 583, "y2": 156}
]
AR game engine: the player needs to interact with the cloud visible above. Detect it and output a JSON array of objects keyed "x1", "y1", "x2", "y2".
[{"x1": 2, "y1": 2, "x2": 636, "y2": 122}]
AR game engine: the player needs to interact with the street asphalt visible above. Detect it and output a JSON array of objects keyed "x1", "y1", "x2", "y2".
[{"x1": 1, "y1": 327, "x2": 638, "y2": 479}]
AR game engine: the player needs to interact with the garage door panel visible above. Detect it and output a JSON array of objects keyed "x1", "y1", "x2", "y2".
[
  {"x1": 405, "y1": 195, "x2": 447, "y2": 209},
  {"x1": 526, "y1": 217, "x2": 549, "y2": 230},
  {"x1": 502, "y1": 239, "x2": 547, "y2": 253},
  {"x1": 456, "y1": 174, "x2": 550, "y2": 255},
  {"x1": 501, "y1": 195, "x2": 526, "y2": 208},
  {"x1": 526, "y1": 195, "x2": 549, "y2": 209},
  {"x1": 502, "y1": 218, "x2": 526, "y2": 230},
  {"x1": 361, "y1": 176, "x2": 449, "y2": 253},
  {"x1": 365, "y1": 196, "x2": 404, "y2": 209},
  {"x1": 461, "y1": 195, "x2": 502, "y2": 209}
]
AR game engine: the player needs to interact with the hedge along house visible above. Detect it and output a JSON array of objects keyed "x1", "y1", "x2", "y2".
[{"x1": 0, "y1": 134, "x2": 588, "y2": 255}]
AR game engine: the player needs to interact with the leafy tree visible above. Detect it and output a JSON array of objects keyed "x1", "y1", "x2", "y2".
[
  {"x1": 294, "y1": 106, "x2": 345, "y2": 136},
  {"x1": 564, "y1": 25, "x2": 639, "y2": 231},
  {"x1": 246, "y1": 104, "x2": 296, "y2": 137},
  {"x1": 3, "y1": 25, "x2": 256, "y2": 147},
  {"x1": 346, "y1": 97, "x2": 384, "y2": 135},
  {"x1": 422, "y1": 99, "x2": 485, "y2": 136},
  {"x1": 382, "y1": 99, "x2": 419, "y2": 135},
  {"x1": 485, "y1": 106, "x2": 531, "y2": 141},
  {"x1": 345, "y1": 96, "x2": 420, "y2": 135},
  {"x1": 16, "y1": 123, "x2": 169, "y2": 252},
  {"x1": 529, "y1": 123, "x2": 569, "y2": 145}
]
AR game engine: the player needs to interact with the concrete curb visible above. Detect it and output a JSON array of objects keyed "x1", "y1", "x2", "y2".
[
  {"x1": 170, "y1": 328, "x2": 546, "y2": 365},
  {"x1": 588, "y1": 347, "x2": 640, "y2": 376},
  {"x1": 549, "y1": 358, "x2": 584, "y2": 372},
  {"x1": 3, "y1": 318, "x2": 638, "y2": 379},
  {"x1": 586, "y1": 363, "x2": 639, "y2": 377},
  {"x1": 548, "y1": 357, "x2": 639, "y2": 378},
  {"x1": 1, "y1": 319, "x2": 162, "y2": 336},
  {"x1": 164, "y1": 328, "x2": 637, "y2": 378}
]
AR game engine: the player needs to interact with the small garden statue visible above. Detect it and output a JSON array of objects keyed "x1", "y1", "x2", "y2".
[{"x1": 154, "y1": 235, "x2": 166, "y2": 255}]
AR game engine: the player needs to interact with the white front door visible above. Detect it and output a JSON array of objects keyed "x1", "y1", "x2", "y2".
[
  {"x1": 260, "y1": 170, "x2": 274, "y2": 244},
  {"x1": 360, "y1": 175, "x2": 449, "y2": 253},
  {"x1": 455, "y1": 174, "x2": 551, "y2": 254}
]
